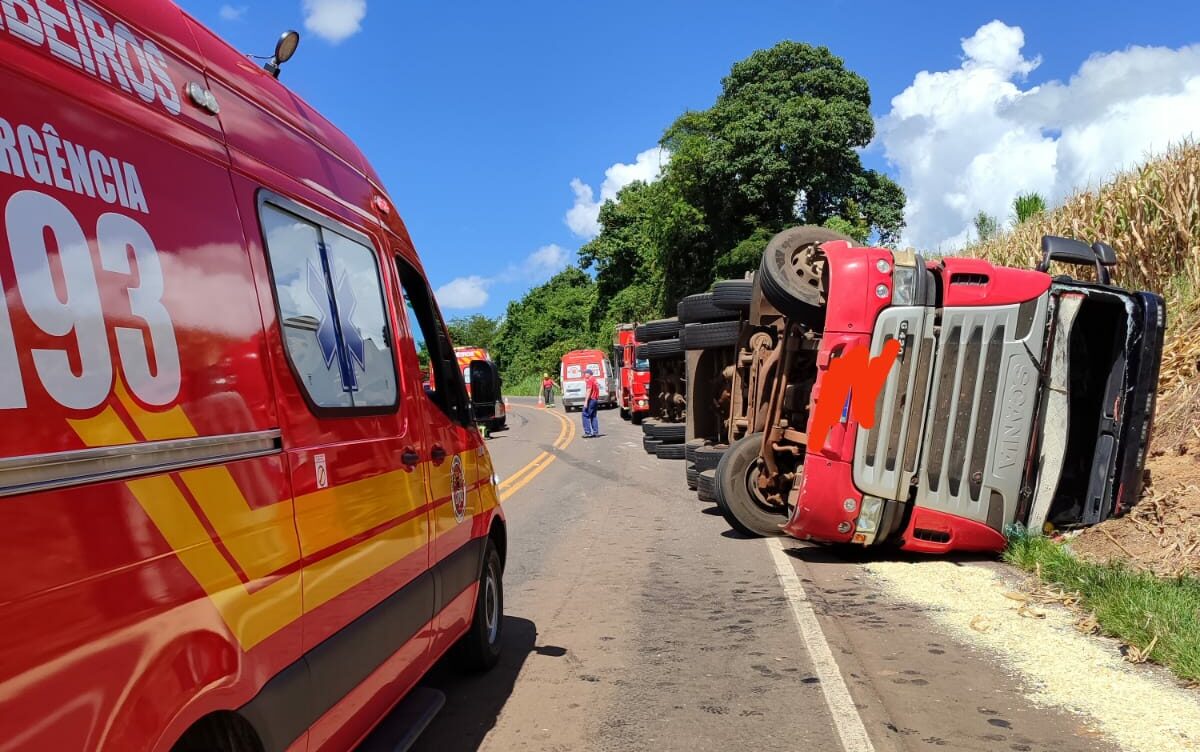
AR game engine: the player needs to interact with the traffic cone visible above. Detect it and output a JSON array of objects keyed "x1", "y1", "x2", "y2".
[{"x1": 537, "y1": 391, "x2": 545, "y2": 408}]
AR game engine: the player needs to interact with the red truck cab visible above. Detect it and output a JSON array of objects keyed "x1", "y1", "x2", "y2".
[
  {"x1": 614, "y1": 323, "x2": 651, "y2": 423},
  {"x1": 0, "y1": 4, "x2": 507, "y2": 751}
]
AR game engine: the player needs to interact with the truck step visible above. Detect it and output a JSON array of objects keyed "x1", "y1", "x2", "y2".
[{"x1": 355, "y1": 686, "x2": 446, "y2": 752}]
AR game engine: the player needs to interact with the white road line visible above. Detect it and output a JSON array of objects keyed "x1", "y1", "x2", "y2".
[{"x1": 767, "y1": 537, "x2": 875, "y2": 752}]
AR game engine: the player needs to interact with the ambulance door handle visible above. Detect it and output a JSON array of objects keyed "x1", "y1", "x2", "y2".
[
  {"x1": 430, "y1": 445, "x2": 447, "y2": 465},
  {"x1": 401, "y1": 447, "x2": 420, "y2": 471}
]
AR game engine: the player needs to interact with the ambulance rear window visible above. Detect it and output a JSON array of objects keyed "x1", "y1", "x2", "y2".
[{"x1": 261, "y1": 202, "x2": 398, "y2": 412}]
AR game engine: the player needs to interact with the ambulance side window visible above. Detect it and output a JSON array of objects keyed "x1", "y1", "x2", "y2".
[
  {"x1": 395, "y1": 257, "x2": 470, "y2": 426},
  {"x1": 260, "y1": 202, "x2": 398, "y2": 412}
]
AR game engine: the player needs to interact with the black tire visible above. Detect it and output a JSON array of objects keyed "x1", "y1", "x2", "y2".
[
  {"x1": 712, "y1": 279, "x2": 753, "y2": 311},
  {"x1": 697, "y1": 469, "x2": 717, "y2": 502},
  {"x1": 646, "y1": 422, "x2": 685, "y2": 442},
  {"x1": 641, "y1": 418, "x2": 658, "y2": 436},
  {"x1": 677, "y1": 292, "x2": 737, "y2": 324},
  {"x1": 635, "y1": 317, "x2": 682, "y2": 342},
  {"x1": 454, "y1": 539, "x2": 504, "y2": 671},
  {"x1": 693, "y1": 444, "x2": 726, "y2": 471},
  {"x1": 643, "y1": 436, "x2": 661, "y2": 454},
  {"x1": 631, "y1": 411, "x2": 644, "y2": 425},
  {"x1": 655, "y1": 442, "x2": 685, "y2": 460},
  {"x1": 758, "y1": 226, "x2": 852, "y2": 325},
  {"x1": 686, "y1": 463, "x2": 699, "y2": 490},
  {"x1": 620, "y1": 407, "x2": 630, "y2": 421},
  {"x1": 637, "y1": 338, "x2": 683, "y2": 360},
  {"x1": 684, "y1": 438, "x2": 707, "y2": 463},
  {"x1": 682, "y1": 320, "x2": 741, "y2": 351},
  {"x1": 714, "y1": 433, "x2": 786, "y2": 537}
]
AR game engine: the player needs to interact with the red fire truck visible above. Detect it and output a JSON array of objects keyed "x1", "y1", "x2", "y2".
[
  {"x1": 455, "y1": 346, "x2": 506, "y2": 431},
  {"x1": 0, "y1": 4, "x2": 508, "y2": 751},
  {"x1": 614, "y1": 323, "x2": 651, "y2": 423}
]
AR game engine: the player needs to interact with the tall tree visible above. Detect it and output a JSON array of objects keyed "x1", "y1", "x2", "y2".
[
  {"x1": 974, "y1": 211, "x2": 1000, "y2": 241},
  {"x1": 491, "y1": 267, "x2": 599, "y2": 382},
  {"x1": 446, "y1": 314, "x2": 500, "y2": 351}
]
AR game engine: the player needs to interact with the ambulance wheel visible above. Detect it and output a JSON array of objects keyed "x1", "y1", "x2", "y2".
[
  {"x1": 455, "y1": 539, "x2": 504, "y2": 672},
  {"x1": 758, "y1": 226, "x2": 852, "y2": 326},
  {"x1": 714, "y1": 433, "x2": 786, "y2": 537}
]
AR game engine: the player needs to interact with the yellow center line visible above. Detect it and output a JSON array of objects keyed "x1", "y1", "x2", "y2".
[{"x1": 497, "y1": 401, "x2": 575, "y2": 501}]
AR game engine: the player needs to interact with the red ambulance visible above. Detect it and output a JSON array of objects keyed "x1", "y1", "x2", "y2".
[{"x1": 0, "y1": 3, "x2": 508, "y2": 751}]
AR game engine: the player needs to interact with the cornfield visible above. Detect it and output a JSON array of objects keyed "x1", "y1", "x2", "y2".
[{"x1": 964, "y1": 142, "x2": 1200, "y2": 448}]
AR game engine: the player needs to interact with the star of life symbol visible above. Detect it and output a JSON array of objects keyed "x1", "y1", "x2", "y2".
[{"x1": 307, "y1": 260, "x2": 366, "y2": 392}]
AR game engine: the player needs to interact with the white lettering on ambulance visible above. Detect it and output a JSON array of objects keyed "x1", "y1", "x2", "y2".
[
  {"x1": 2, "y1": 1, "x2": 181, "y2": 115},
  {"x1": 1, "y1": 191, "x2": 180, "y2": 409},
  {"x1": 0, "y1": 116, "x2": 149, "y2": 214}
]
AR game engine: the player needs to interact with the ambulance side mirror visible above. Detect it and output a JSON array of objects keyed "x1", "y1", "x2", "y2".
[{"x1": 468, "y1": 359, "x2": 500, "y2": 421}]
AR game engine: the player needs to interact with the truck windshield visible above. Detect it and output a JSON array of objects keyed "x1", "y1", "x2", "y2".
[{"x1": 635, "y1": 358, "x2": 650, "y2": 371}]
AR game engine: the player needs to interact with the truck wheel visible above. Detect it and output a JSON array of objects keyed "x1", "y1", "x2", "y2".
[
  {"x1": 684, "y1": 439, "x2": 707, "y2": 463},
  {"x1": 758, "y1": 226, "x2": 852, "y2": 326},
  {"x1": 654, "y1": 442, "x2": 686, "y2": 460},
  {"x1": 693, "y1": 444, "x2": 726, "y2": 471},
  {"x1": 712, "y1": 279, "x2": 753, "y2": 311},
  {"x1": 686, "y1": 463, "x2": 699, "y2": 490},
  {"x1": 697, "y1": 470, "x2": 717, "y2": 502},
  {"x1": 682, "y1": 321, "x2": 741, "y2": 351},
  {"x1": 454, "y1": 539, "x2": 504, "y2": 671},
  {"x1": 643, "y1": 437, "x2": 662, "y2": 454},
  {"x1": 641, "y1": 419, "x2": 658, "y2": 435},
  {"x1": 638, "y1": 338, "x2": 683, "y2": 359},
  {"x1": 678, "y1": 292, "x2": 736, "y2": 324},
  {"x1": 635, "y1": 317, "x2": 682, "y2": 342},
  {"x1": 646, "y1": 422, "x2": 685, "y2": 442},
  {"x1": 631, "y1": 411, "x2": 644, "y2": 425},
  {"x1": 715, "y1": 433, "x2": 786, "y2": 537}
]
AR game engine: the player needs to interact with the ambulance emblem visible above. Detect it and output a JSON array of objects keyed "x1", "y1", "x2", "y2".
[{"x1": 451, "y1": 455, "x2": 468, "y2": 523}]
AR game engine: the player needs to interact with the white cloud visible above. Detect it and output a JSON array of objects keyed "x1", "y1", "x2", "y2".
[
  {"x1": 435, "y1": 275, "x2": 491, "y2": 310},
  {"x1": 218, "y1": 4, "x2": 247, "y2": 21},
  {"x1": 302, "y1": 0, "x2": 366, "y2": 44},
  {"x1": 435, "y1": 245, "x2": 571, "y2": 310},
  {"x1": 877, "y1": 20, "x2": 1200, "y2": 251},
  {"x1": 565, "y1": 147, "x2": 668, "y2": 239}
]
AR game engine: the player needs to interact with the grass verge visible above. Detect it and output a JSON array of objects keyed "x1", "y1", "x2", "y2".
[
  {"x1": 504, "y1": 374, "x2": 543, "y2": 397},
  {"x1": 1005, "y1": 534, "x2": 1200, "y2": 682}
]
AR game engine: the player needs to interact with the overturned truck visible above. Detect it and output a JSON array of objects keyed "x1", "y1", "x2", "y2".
[{"x1": 710, "y1": 227, "x2": 1165, "y2": 553}]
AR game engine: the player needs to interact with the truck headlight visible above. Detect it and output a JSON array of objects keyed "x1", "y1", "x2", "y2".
[
  {"x1": 854, "y1": 495, "x2": 885, "y2": 545},
  {"x1": 892, "y1": 266, "x2": 917, "y2": 305}
]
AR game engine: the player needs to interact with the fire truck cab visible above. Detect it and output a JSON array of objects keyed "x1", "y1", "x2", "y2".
[
  {"x1": 0, "y1": 3, "x2": 507, "y2": 751},
  {"x1": 455, "y1": 346, "x2": 506, "y2": 431},
  {"x1": 614, "y1": 323, "x2": 651, "y2": 423}
]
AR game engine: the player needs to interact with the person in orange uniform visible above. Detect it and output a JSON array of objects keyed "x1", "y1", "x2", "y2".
[{"x1": 582, "y1": 368, "x2": 601, "y2": 438}]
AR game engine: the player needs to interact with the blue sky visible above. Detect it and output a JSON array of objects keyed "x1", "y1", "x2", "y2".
[{"x1": 179, "y1": 0, "x2": 1200, "y2": 318}]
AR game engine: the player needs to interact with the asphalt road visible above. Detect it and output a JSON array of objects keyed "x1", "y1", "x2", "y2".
[{"x1": 413, "y1": 398, "x2": 1117, "y2": 752}]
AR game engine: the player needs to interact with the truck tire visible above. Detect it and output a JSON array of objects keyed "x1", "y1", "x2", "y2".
[
  {"x1": 638, "y1": 338, "x2": 683, "y2": 360},
  {"x1": 758, "y1": 226, "x2": 852, "y2": 325},
  {"x1": 712, "y1": 279, "x2": 753, "y2": 311},
  {"x1": 693, "y1": 444, "x2": 726, "y2": 471},
  {"x1": 646, "y1": 422, "x2": 685, "y2": 442},
  {"x1": 453, "y1": 538, "x2": 504, "y2": 671},
  {"x1": 697, "y1": 470, "x2": 717, "y2": 502},
  {"x1": 643, "y1": 437, "x2": 661, "y2": 454},
  {"x1": 686, "y1": 463, "x2": 699, "y2": 490},
  {"x1": 641, "y1": 419, "x2": 658, "y2": 436},
  {"x1": 682, "y1": 320, "x2": 740, "y2": 351},
  {"x1": 684, "y1": 439, "x2": 707, "y2": 463},
  {"x1": 715, "y1": 433, "x2": 786, "y2": 537},
  {"x1": 635, "y1": 318, "x2": 682, "y2": 342},
  {"x1": 631, "y1": 411, "x2": 644, "y2": 425},
  {"x1": 655, "y1": 442, "x2": 685, "y2": 460},
  {"x1": 677, "y1": 292, "x2": 736, "y2": 324}
]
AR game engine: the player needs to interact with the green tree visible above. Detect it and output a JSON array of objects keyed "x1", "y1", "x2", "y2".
[
  {"x1": 658, "y1": 40, "x2": 905, "y2": 300},
  {"x1": 974, "y1": 211, "x2": 1000, "y2": 241},
  {"x1": 446, "y1": 314, "x2": 500, "y2": 351},
  {"x1": 1012, "y1": 192, "x2": 1047, "y2": 225},
  {"x1": 491, "y1": 267, "x2": 599, "y2": 383}
]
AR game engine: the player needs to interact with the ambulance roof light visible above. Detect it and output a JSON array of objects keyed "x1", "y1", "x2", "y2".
[{"x1": 264, "y1": 30, "x2": 301, "y2": 79}]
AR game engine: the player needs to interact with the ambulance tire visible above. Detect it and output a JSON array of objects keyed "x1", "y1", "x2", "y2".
[
  {"x1": 712, "y1": 279, "x2": 753, "y2": 311},
  {"x1": 635, "y1": 317, "x2": 682, "y2": 342},
  {"x1": 697, "y1": 470, "x2": 717, "y2": 503},
  {"x1": 758, "y1": 226, "x2": 852, "y2": 325},
  {"x1": 454, "y1": 539, "x2": 504, "y2": 672},
  {"x1": 643, "y1": 437, "x2": 662, "y2": 454},
  {"x1": 646, "y1": 422, "x2": 685, "y2": 442},
  {"x1": 686, "y1": 462, "x2": 699, "y2": 490},
  {"x1": 639, "y1": 338, "x2": 683, "y2": 360},
  {"x1": 682, "y1": 321, "x2": 740, "y2": 351},
  {"x1": 677, "y1": 292, "x2": 736, "y2": 324},
  {"x1": 715, "y1": 433, "x2": 786, "y2": 538},
  {"x1": 692, "y1": 444, "x2": 726, "y2": 472},
  {"x1": 654, "y1": 442, "x2": 685, "y2": 460}
]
